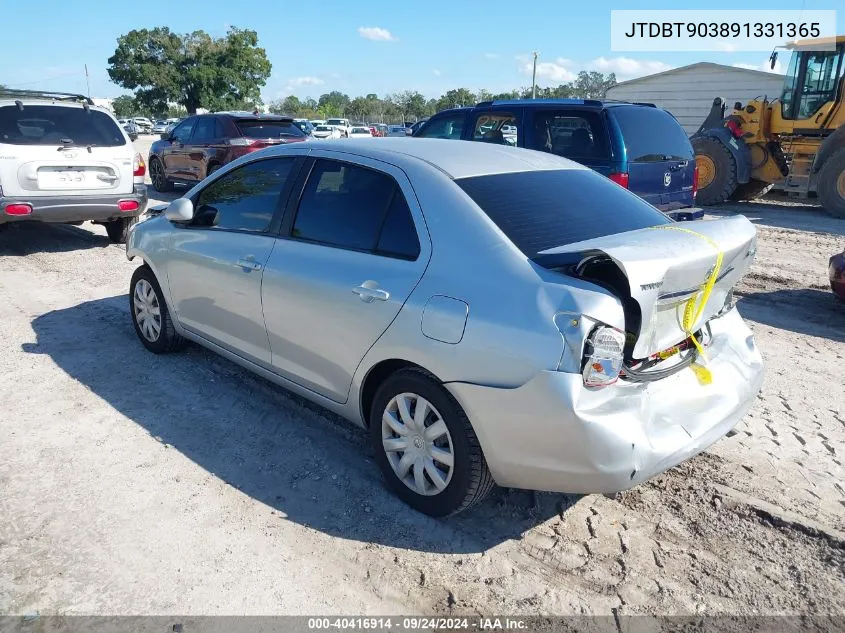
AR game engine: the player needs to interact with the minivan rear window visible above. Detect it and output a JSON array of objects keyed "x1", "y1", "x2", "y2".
[
  {"x1": 455, "y1": 169, "x2": 670, "y2": 257},
  {"x1": 236, "y1": 120, "x2": 305, "y2": 139},
  {"x1": 611, "y1": 106, "x2": 693, "y2": 162},
  {"x1": 0, "y1": 105, "x2": 125, "y2": 146}
]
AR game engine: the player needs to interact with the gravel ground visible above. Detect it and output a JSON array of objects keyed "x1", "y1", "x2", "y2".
[{"x1": 0, "y1": 137, "x2": 843, "y2": 617}]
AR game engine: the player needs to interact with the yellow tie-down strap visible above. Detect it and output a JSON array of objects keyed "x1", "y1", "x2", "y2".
[{"x1": 652, "y1": 225, "x2": 724, "y2": 385}]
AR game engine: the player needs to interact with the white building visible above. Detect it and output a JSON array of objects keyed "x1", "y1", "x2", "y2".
[{"x1": 605, "y1": 62, "x2": 784, "y2": 135}]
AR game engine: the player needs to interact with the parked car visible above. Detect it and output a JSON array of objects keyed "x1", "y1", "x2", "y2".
[
  {"x1": 326, "y1": 118, "x2": 352, "y2": 137},
  {"x1": 310, "y1": 119, "x2": 327, "y2": 129},
  {"x1": 0, "y1": 89, "x2": 147, "y2": 243},
  {"x1": 414, "y1": 99, "x2": 699, "y2": 213},
  {"x1": 293, "y1": 120, "x2": 315, "y2": 136},
  {"x1": 133, "y1": 117, "x2": 153, "y2": 133},
  {"x1": 148, "y1": 112, "x2": 307, "y2": 192},
  {"x1": 830, "y1": 249, "x2": 845, "y2": 301},
  {"x1": 370, "y1": 124, "x2": 388, "y2": 137},
  {"x1": 386, "y1": 124, "x2": 408, "y2": 137},
  {"x1": 312, "y1": 125, "x2": 342, "y2": 140},
  {"x1": 126, "y1": 138, "x2": 763, "y2": 517},
  {"x1": 121, "y1": 119, "x2": 139, "y2": 141},
  {"x1": 152, "y1": 120, "x2": 169, "y2": 134},
  {"x1": 349, "y1": 125, "x2": 374, "y2": 138}
]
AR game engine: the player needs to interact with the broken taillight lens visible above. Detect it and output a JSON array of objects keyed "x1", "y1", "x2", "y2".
[{"x1": 582, "y1": 325, "x2": 626, "y2": 387}]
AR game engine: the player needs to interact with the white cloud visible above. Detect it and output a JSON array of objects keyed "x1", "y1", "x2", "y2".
[
  {"x1": 518, "y1": 55, "x2": 577, "y2": 82},
  {"x1": 589, "y1": 56, "x2": 672, "y2": 80},
  {"x1": 733, "y1": 60, "x2": 784, "y2": 74},
  {"x1": 288, "y1": 76, "x2": 324, "y2": 86},
  {"x1": 432, "y1": 69, "x2": 441, "y2": 76},
  {"x1": 716, "y1": 42, "x2": 737, "y2": 53},
  {"x1": 484, "y1": 53, "x2": 498, "y2": 59},
  {"x1": 357, "y1": 26, "x2": 396, "y2": 41}
]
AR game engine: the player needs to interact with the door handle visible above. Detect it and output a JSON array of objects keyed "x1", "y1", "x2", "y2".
[
  {"x1": 235, "y1": 258, "x2": 262, "y2": 271},
  {"x1": 353, "y1": 282, "x2": 389, "y2": 303}
]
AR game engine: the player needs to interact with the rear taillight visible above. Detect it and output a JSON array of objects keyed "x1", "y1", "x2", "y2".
[
  {"x1": 582, "y1": 326, "x2": 626, "y2": 387},
  {"x1": 5, "y1": 203, "x2": 32, "y2": 216},
  {"x1": 118, "y1": 200, "x2": 139, "y2": 212},
  {"x1": 608, "y1": 172, "x2": 629, "y2": 188},
  {"x1": 693, "y1": 163, "x2": 699, "y2": 198},
  {"x1": 133, "y1": 153, "x2": 146, "y2": 177},
  {"x1": 725, "y1": 119, "x2": 743, "y2": 138}
]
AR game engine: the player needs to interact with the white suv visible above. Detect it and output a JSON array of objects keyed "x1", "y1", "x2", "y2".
[{"x1": 0, "y1": 90, "x2": 147, "y2": 243}]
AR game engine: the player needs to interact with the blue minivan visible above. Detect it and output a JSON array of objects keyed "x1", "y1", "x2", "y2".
[{"x1": 413, "y1": 99, "x2": 698, "y2": 213}]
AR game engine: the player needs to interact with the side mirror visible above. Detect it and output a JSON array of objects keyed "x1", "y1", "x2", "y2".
[
  {"x1": 165, "y1": 198, "x2": 194, "y2": 223},
  {"x1": 160, "y1": 132, "x2": 170, "y2": 140}
]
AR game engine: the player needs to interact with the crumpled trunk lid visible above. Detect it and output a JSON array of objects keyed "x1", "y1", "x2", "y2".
[{"x1": 535, "y1": 216, "x2": 757, "y2": 359}]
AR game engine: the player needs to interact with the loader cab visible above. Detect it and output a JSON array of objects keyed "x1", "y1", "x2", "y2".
[{"x1": 779, "y1": 42, "x2": 845, "y2": 121}]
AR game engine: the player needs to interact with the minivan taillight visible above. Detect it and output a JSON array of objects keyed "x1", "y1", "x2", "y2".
[
  {"x1": 5, "y1": 203, "x2": 32, "y2": 216},
  {"x1": 133, "y1": 153, "x2": 146, "y2": 177},
  {"x1": 693, "y1": 163, "x2": 699, "y2": 198},
  {"x1": 608, "y1": 172, "x2": 629, "y2": 189},
  {"x1": 582, "y1": 326, "x2": 626, "y2": 387}
]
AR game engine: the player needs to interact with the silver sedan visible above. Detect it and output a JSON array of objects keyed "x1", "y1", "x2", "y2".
[{"x1": 126, "y1": 138, "x2": 764, "y2": 517}]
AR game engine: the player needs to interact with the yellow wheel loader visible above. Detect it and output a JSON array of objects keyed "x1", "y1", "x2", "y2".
[{"x1": 693, "y1": 36, "x2": 845, "y2": 218}]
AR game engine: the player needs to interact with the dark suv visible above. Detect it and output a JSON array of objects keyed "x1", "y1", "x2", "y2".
[
  {"x1": 413, "y1": 99, "x2": 698, "y2": 213},
  {"x1": 148, "y1": 112, "x2": 308, "y2": 192}
]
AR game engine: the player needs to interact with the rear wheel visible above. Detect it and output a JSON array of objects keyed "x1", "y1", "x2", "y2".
[
  {"x1": 817, "y1": 148, "x2": 845, "y2": 219},
  {"x1": 693, "y1": 136, "x2": 738, "y2": 206},
  {"x1": 105, "y1": 217, "x2": 137, "y2": 244},
  {"x1": 369, "y1": 368, "x2": 494, "y2": 517},
  {"x1": 149, "y1": 157, "x2": 173, "y2": 192},
  {"x1": 730, "y1": 179, "x2": 773, "y2": 201}
]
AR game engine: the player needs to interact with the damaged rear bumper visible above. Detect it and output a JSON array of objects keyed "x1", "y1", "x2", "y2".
[{"x1": 446, "y1": 308, "x2": 764, "y2": 494}]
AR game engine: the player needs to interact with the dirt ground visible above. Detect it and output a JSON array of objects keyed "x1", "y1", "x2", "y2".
[{"x1": 0, "y1": 137, "x2": 843, "y2": 617}]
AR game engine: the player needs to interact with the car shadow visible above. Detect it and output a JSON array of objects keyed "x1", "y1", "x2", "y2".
[
  {"x1": 0, "y1": 221, "x2": 113, "y2": 255},
  {"x1": 736, "y1": 287, "x2": 844, "y2": 343},
  {"x1": 23, "y1": 296, "x2": 571, "y2": 554}
]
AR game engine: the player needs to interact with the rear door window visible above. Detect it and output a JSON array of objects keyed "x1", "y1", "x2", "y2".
[
  {"x1": 455, "y1": 169, "x2": 669, "y2": 257},
  {"x1": 292, "y1": 159, "x2": 418, "y2": 257},
  {"x1": 470, "y1": 111, "x2": 518, "y2": 146},
  {"x1": 237, "y1": 120, "x2": 305, "y2": 140},
  {"x1": 414, "y1": 112, "x2": 467, "y2": 139},
  {"x1": 0, "y1": 105, "x2": 126, "y2": 146},
  {"x1": 530, "y1": 109, "x2": 609, "y2": 161},
  {"x1": 171, "y1": 117, "x2": 196, "y2": 143},
  {"x1": 611, "y1": 107, "x2": 693, "y2": 162},
  {"x1": 191, "y1": 117, "x2": 218, "y2": 143}
]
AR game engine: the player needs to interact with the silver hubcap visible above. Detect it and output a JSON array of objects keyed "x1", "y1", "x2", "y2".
[
  {"x1": 133, "y1": 279, "x2": 162, "y2": 342},
  {"x1": 381, "y1": 393, "x2": 454, "y2": 496}
]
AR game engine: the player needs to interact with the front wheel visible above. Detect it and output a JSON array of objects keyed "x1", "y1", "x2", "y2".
[
  {"x1": 130, "y1": 265, "x2": 187, "y2": 354},
  {"x1": 817, "y1": 148, "x2": 845, "y2": 219},
  {"x1": 149, "y1": 157, "x2": 173, "y2": 192},
  {"x1": 692, "y1": 136, "x2": 738, "y2": 206},
  {"x1": 369, "y1": 368, "x2": 495, "y2": 517}
]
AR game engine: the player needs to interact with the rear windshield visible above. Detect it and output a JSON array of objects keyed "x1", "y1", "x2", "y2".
[
  {"x1": 455, "y1": 169, "x2": 670, "y2": 257},
  {"x1": 612, "y1": 106, "x2": 693, "y2": 162},
  {"x1": 0, "y1": 105, "x2": 126, "y2": 146},
  {"x1": 236, "y1": 120, "x2": 305, "y2": 139}
]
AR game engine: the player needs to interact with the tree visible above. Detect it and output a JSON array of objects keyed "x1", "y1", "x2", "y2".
[
  {"x1": 390, "y1": 91, "x2": 427, "y2": 121},
  {"x1": 317, "y1": 91, "x2": 350, "y2": 117},
  {"x1": 571, "y1": 71, "x2": 616, "y2": 98},
  {"x1": 435, "y1": 88, "x2": 477, "y2": 112},
  {"x1": 111, "y1": 95, "x2": 137, "y2": 117},
  {"x1": 107, "y1": 26, "x2": 271, "y2": 114},
  {"x1": 269, "y1": 95, "x2": 303, "y2": 115}
]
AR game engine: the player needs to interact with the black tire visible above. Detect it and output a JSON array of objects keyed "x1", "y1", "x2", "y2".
[
  {"x1": 207, "y1": 163, "x2": 221, "y2": 178},
  {"x1": 369, "y1": 368, "x2": 495, "y2": 517},
  {"x1": 149, "y1": 157, "x2": 173, "y2": 192},
  {"x1": 129, "y1": 265, "x2": 187, "y2": 354},
  {"x1": 817, "y1": 148, "x2": 845, "y2": 219},
  {"x1": 730, "y1": 179, "x2": 773, "y2": 201},
  {"x1": 692, "y1": 136, "x2": 738, "y2": 206},
  {"x1": 105, "y1": 217, "x2": 137, "y2": 244}
]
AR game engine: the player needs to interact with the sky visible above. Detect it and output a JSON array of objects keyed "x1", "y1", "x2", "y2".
[{"x1": 1, "y1": 0, "x2": 842, "y2": 103}]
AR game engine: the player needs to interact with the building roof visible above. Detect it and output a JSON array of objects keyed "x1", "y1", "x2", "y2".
[{"x1": 608, "y1": 62, "x2": 783, "y2": 90}]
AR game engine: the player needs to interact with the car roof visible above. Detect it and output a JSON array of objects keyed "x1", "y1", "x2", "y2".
[
  {"x1": 434, "y1": 99, "x2": 657, "y2": 115},
  {"x1": 269, "y1": 137, "x2": 586, "y2": 179},
  {"x1": 213, "y1": 112, "x2": 294, "y2": 121}
]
